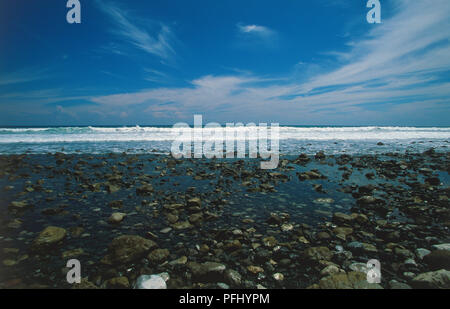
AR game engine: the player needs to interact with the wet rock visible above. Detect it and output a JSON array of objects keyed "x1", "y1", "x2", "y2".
[
  {"x1": 169, "y1": 256, "x2": 188, "y2": 265},
  {"x1": 147, "y1": 248, "x2": 170, "y2": 264},
  {"x1": 136, "y1": 184, "x2": 154, "y2": 195},
  {"x1": 423, "y1": 250, "x2": 450, "y2": 270},
  {"x1": 313, "y1": 198, "x2": 334, "y2": 205},
  {"x1": 266, "y1": 212, "x2": 290, "y2": 225},
  {"x1": 134, "y1": 274, "x2": 168, "y2": 289},
  {"x1": 106, "y1": 183, "x2": 120, "y2": 193},
  {"x1": 71, "y1": 279, "x2": 99, "y2": 289},
  {"x1": 187, "y1": 197, "x2": 201, "y2": 208},
  {"x1": 172, "y1": 221, "x2": 194, "y2": 230},
  {"x1": 101, "y1": 235, "x2": 157, "y2": 265},
  {"x1": 389, "y1": 280, "x2": 411, "y2": 289},
  {"x1": 247, "y1": 265, "x2": 264, "y2": 274},
  {"x1": 411, "y1": 269, "x2": 450, "y2": 289},
  {"x1": 106, "y1": 277, "x2": 130, "y2": 289},
  {"x1": 187, "y1": 261, "x2": 226, "y2": 281},
  {"x1": 62, "y1": 248, "x2": 84, "y2": 259},
  {"x1": 32, "y1": 226, "x2": 67, "y2": 251},
  {"x1": 303, "y1": 246, "x2": 333, "y2": 262},
  {"x1": 273, "y1": 273, "x2": 284, "y2": 281},
  {"x1": 262, "y1": 236, "x2": 278, "y2": 248},
  {"x1": 10, "y1": 200, "x2": 30, "y2": 209},
  {"x1": 108, "y1": 200, "x2": 123, "y2": 208},
  {"x1": 166, "y1": 213, "x2": 178, "y2": 224},
  {"x1": 320, "y1": 265, "x2": 343, "y2": 277},
  {"x1": 432, "y1": 243, "x2": 450, "y2": 251},
  {"x1": 415, "y1": 248, "x2": 431, "y2": 260},
  {"x1": 310, "y1": 271, "x2": 383, "y2": 289},
  {"x1": 224, "y1": 269, "x2": 242, "y2": 286},
  {"x1": 108, "y1": 212, "x2": 126, "y2": 224},
  {"x1": 315, "y1": 151, "x2": 326, "y2": 160}
]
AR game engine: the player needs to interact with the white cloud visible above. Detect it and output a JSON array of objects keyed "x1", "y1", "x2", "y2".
[
  {"x1": 237, "y1": 24, "x2": 275, "y2": 37},
  {"x1": 97, "y1": 1, "x2": 175, "y2": 60},
  {"x1": 17, "y1": 0, "x2": 445, "y2": 124}
]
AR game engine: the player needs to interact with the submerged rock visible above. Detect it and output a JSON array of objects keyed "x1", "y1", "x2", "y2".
[{"x1": 101, "y1": 235, "x2": 157, "y2": 265}]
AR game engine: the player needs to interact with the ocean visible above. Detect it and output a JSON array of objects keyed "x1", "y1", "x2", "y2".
[{"x1": 0, "y1": 126, "x2": 448, "y2": 155}]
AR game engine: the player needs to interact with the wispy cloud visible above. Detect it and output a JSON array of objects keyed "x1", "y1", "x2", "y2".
[
  {"x1": 96, "y1": 1, "x2": 176, "y2": 60},
  {"x1": 237, "y1": 24, "x2": 276, "y2": 37},
  {"x1": 0, "y1": 68, "x2": 50, "y2": 86},
  {"x1": 236, "y1": 23, "x2": 278, "y2": 49},
  {"x1": 87, "y1": 0, "x2": 449, "y2": 124}
]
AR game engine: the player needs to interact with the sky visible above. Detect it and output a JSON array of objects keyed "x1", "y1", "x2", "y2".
[{"x1": 0, "y1": 0, "x2": 449, "y2": 126}]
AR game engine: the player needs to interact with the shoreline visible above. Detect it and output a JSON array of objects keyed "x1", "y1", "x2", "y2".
[{"x1": 0, "y1": 150, "x2": 449, "y2": 289}]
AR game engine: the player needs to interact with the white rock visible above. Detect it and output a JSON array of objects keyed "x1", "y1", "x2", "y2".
[
  {"x1": 348, "y1": 262, "x2": 369, "y2": 274},
  {"x1": 415, "y1": 248, "x2": 431, "y2": 260},
  {"x1": 431, "y1": 243, "x2": 450, "y2": 251},
  {"x1": 134, "y1": 274, "x2": 168, "y2": 289},
  {"x1": 108, "y1": 212, "x2": 126, "y2": 224}
]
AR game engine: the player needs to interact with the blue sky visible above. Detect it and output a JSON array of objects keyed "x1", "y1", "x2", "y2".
[{"x1": 0, "y1": 0, "x2": 449, "y2": 126}]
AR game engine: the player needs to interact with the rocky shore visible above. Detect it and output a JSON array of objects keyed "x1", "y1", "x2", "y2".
[{"x1": 0, "y1": 149, "x2": 449, "y2": 289}]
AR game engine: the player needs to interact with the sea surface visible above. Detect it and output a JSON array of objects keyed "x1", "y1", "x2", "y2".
[{"x1": 0, "y1": 125, "x2": 448, "y2": 155}]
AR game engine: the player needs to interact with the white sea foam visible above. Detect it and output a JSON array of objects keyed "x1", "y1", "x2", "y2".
[{"x1": 0, "y1": 126, "x2": 448, "y2": 154}]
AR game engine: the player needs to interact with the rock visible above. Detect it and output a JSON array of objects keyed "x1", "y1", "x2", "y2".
[
  {"x1": 313, "y1": 198, "x2": 334, "y2": 205},
  {"x1": 106, "y1": 184, "x2": 120, "y2": 193},
  {"x1": 172, "y1": 221, "x2": 193, "y2": 230},
  {"x1": 332, "y1": 212, "x2": 354, "y2": 224},
  {"x1": 71, "y1": 279, "x2": 99, "y2": 289},
  {"x1": 281, "y1": 224, "x2": 293, "y2": 232},
  {"x1": 10, "y1": 200, "x2": 29, "y2": 209},
  {"x1": 411, "y1": 269, "x2": 450, "y2": 289},
  {"x1": 273, "y1": 273, "x2": 284, "y2": 281},
  {"x1": 101, "y1": 235, "x2": 157, "y2": 265},
  {"x1": 356, "y1": 196, "x2": 386, "y2": 207},
  {"x1": 311, "y1": 271, "x2": 383, "y2": 289},
  {"x1": 266, "y1": 212, "x2": 290, "y2": 225},
  {"x1": 423, "y1": 250, "x2": 450, "y2": 270},
  {"x1": 263, "y1": 236, "x2": 277, "y2": 248},
  {"x1": 320, "y1": 265, "x2": 343, "y2": 277},
  {"x1": 389, "y1": 280, "x2": 411, "y2": 289},
  {"x1": 303, "y1": 246, "x2": 333, "y2": 262},
  {"x1": 147, "y1": 248, "x2": 170, "y2": 264},
  {"x1": 166, "y1": 213, "x2": 178, "y2": 224},
  {"x1": 188, "y1": 213, "x2": 203, "y2": 224},
  {"x1": 134, "y1": 274, "x2": 168, "y2": 289},
  {"x1": 108, "y1": 200, "x2": 123, "y2": 208},
  {"x1": 32, "y1": 226, "x2": 66, "y2": 250},
  {"x1": 169, "y1": 256, "x2": 188, "y2": 265},
  {"x1": 224, "y1": 269, "x2": 242, "y2": 286},
  {"x1": 415, "y1": 248, "x2": 431, "y2": 260},
  {"x1": 108, "y1": 212, "x2": 126, "y2": 224},
  {"x1": 315, "y1": 151, "x2": 326, "y2": 160},
  {"x1": 247, "y1": 266, "x2": 264, "y2": 274},
  {"x1": 62, "y1": 248, "x2": 84, "y2": 259},
  {"x1": 432, "y1": 243, "x2": 450, "y2": 251},
  {"x1": 217, "y1": 282, "x2": 230, "y2": 289},
  {"x1": 3, "y1": 259, "x2": 18, "y2": 267},
  {"x1": 187, "y1": 197, "x2": 201, "y2": 207},
  {"x1": 106, "y1": 277, "x2": 130, "y2": 289},
  {"x1": 334, "y1": 227, "x2": 353, "y2": 239},
  {"x1": 187, "y1": 261, "x2": 227, "y2": 281},
  {"x1": 136, "y1": 184, "x2": 154, "y2": 195},
  {"x1": 348, "y1": 262, "x2": 369, "y2": 274}
]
